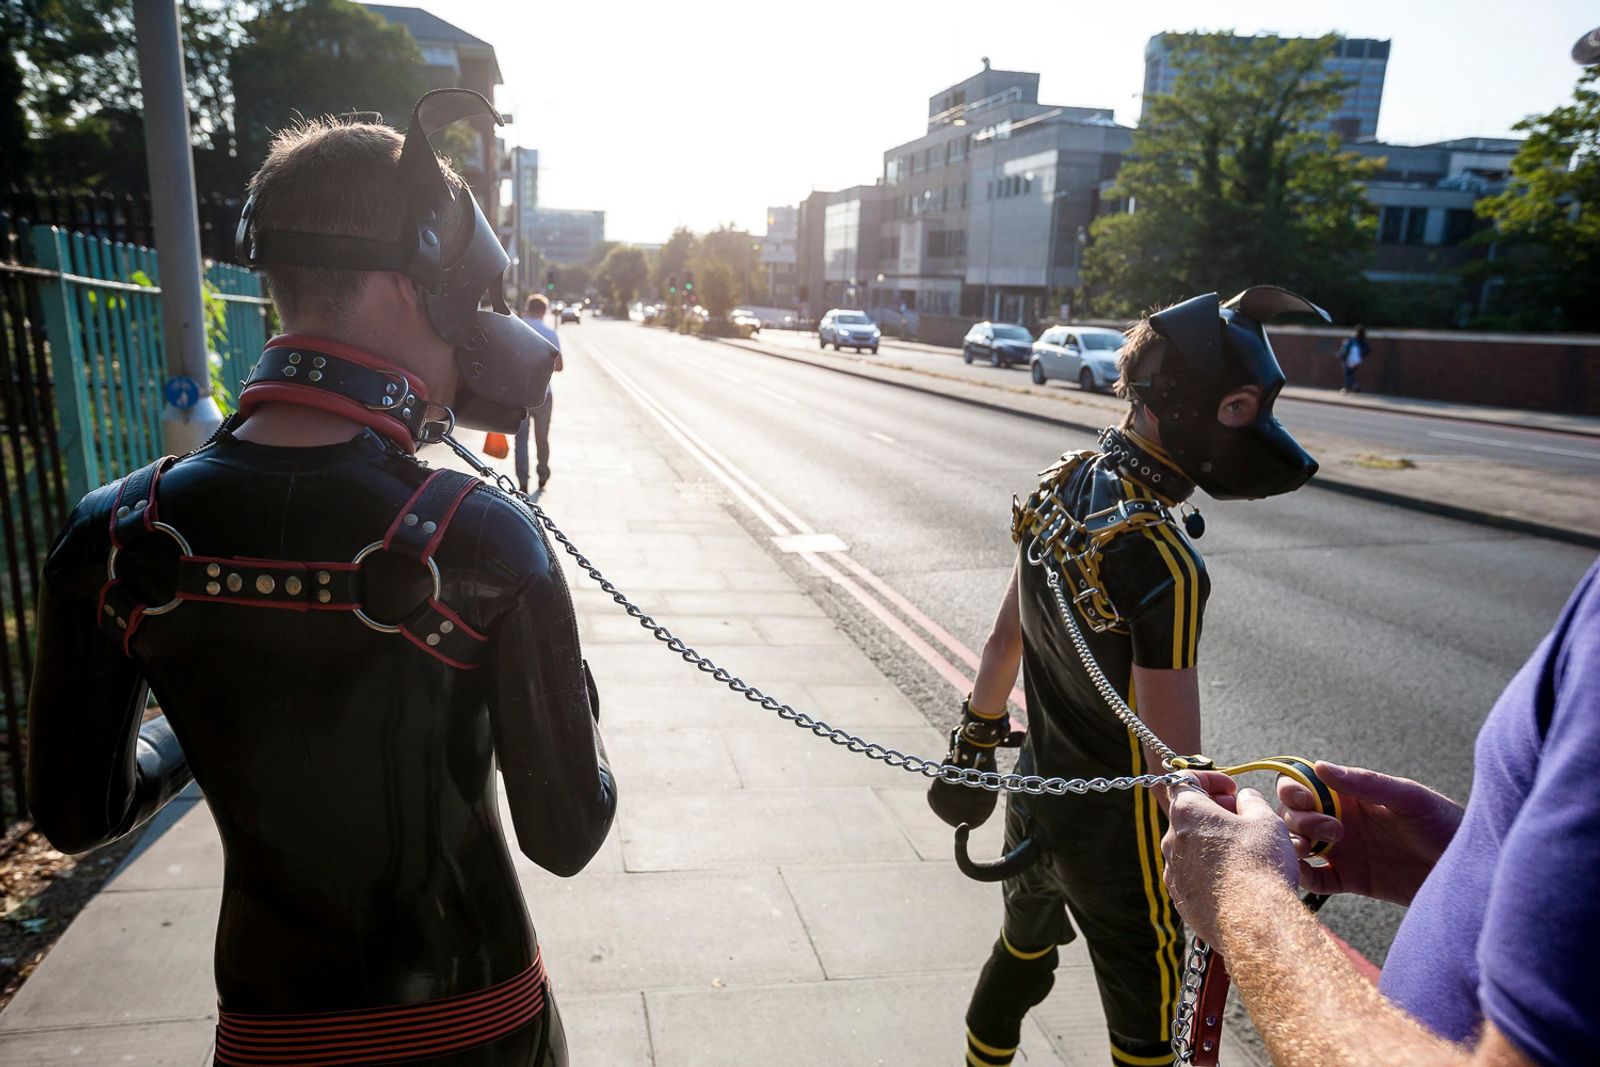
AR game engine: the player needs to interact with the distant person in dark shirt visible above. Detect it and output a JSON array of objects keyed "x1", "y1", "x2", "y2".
[
  {"x1": 516, "y1": 294, "x2": 563, "y2": 493},
  {"x1": 1337, "y1": 325, "x2": 1367, "y2": 394},
  {"x1": 1161, "y1": 558, "x2": 1600, "y2": 1067}
]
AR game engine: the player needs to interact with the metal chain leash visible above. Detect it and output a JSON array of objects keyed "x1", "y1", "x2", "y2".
[
  {"x1": 1169, "y1": 934, "x2": 1213, "y2": 1066},
  {"x1": 1039, "y1": 552, "x2": 1183, "y2": 768},
  {"x1": 435, "y1": 432, "x2": 1186, "y2": 799}
]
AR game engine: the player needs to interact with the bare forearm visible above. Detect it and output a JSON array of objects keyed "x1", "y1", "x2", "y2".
[
  {"x1": 971, "y1": 563, "x2": 1022, "y2": 717},
  {"x1": 1219, "y1": 870, "x2": 1467, "y2": 1067}
]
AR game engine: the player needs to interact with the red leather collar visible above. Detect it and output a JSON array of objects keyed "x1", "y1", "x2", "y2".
[{"x1": 238, "y1": 335, "x2": 432, "y2": 454}]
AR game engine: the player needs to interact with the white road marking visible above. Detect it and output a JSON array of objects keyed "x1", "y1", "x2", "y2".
[
  {"x1": 1426, "y1": 429, "x2": 1599, "y2": 460},
  {"x1": 868, "y1": 431, "x2": 896, "y2": 444},
  {"x1": 588, "y1": 347, "x2": 1026, "y2": 713}
]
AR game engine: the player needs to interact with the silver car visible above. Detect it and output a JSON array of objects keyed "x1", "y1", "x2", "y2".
[
  {"x1": 1030, "y1": 326, "x2": 1124, "y2": 390},
  {"x1": 819, "y1": 309, "x2": 881, "y2": 353}
]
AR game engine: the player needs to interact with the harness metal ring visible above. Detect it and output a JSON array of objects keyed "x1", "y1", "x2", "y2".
[
  {"x1": 350, "y1": 540, "x2": 443, "y2": 634},
  {"x1": 105, "y1": 521, "x2": 193, "y2": 616}
]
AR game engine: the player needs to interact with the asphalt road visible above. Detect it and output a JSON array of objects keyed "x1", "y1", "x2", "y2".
[
  {"x1": 752, "y1": 329, "x2": 1600, "y2": 477},
  {"x1": 562, "y1": 319, "x2": 1598, "y2": 965}
]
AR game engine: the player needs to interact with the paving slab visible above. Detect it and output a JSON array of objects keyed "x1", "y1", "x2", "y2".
[
  {"x1": 645, "y1": 972, "x2": 1064, "y2": 1067},
  {"x1": 104, "y1": 798, "x2": 220, "y2": 893},
  {"x1": 555, "y1": 991, "x2": 655, "y2": 1064},
  {"x1": 0, "y1": 888, "x2": 220, "y2": 1031},
  {"x1": 602, "y1": 728, "x2": 743, "y2": 791},
  {"x1": 618, "y1": 788, "x2": 918, "y2": 871},
  {"x1": 516, "y1": 868, "x2": 821, "y2": 993},
  {"x1": 0, "y1": 1019, "x2": 215, "y2": 1066},
  {"x1": 723, "y1": 727, "x2": 944, "y2": 789}
]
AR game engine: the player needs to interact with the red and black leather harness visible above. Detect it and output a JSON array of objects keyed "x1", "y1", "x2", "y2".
[{"x1": 97, "y1": 456, "x2": 490, "y2": 670}]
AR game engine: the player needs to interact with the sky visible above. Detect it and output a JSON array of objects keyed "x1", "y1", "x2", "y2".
[{"x1": 385, "y1": 0, "x2": 1599, "y2": 245}]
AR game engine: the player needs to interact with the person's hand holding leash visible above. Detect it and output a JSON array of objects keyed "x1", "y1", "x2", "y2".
[
  {"x1": 1160, "y1": 771, "x2": 1299, "y2": 948},
  {"x1": 1277, "y1": 761, "x2": 1463, "y2": 906}
]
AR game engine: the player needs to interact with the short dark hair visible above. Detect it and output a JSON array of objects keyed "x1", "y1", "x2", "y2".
[
  {"x1": 524, "y1": 293, "x2": 549, "y2": 317},
  {"x1": 246, "y1": 117, "x2": 469, "y2": 322}
]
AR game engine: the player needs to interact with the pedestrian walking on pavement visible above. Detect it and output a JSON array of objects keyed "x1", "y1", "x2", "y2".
[
  {"x1": 517, "y1": 294, "x2": 563, "y2": 493},
  {"x1": 1337, "y1": 324, "x2": 1368, "y2": 393},
  {"x1": 930, "y1": 286, "x2": 1326, "y2": 1067},
  {"x1": 26, "y1": 94, "x2": 613, "y2": 1067}
]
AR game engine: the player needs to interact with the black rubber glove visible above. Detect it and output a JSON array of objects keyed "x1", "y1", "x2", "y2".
[{"x1": 927, "y1": 697, "x2": 1020, "y2": 829}]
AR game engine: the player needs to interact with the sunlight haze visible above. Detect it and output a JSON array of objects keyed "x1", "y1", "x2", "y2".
[{"x1": 385, "y1": 0, "x2": 1600, "y2": 244}]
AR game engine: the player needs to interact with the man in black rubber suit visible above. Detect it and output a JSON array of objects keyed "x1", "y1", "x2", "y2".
[
  {"x1": 26, "y1": 91, "x2": 615, "y2": 1066},
  {"x1": 927, "y1": 287, "x2": 1326, "y2": 1067}
]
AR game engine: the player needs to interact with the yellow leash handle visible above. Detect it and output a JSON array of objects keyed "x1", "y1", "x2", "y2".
[{"x1": 1170, "y1": 755, "x2": 1341, "y2": 857}]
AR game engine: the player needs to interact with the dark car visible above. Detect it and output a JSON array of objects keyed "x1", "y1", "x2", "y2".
[{"x1": 962, "y1": 321, "x2": 1034, "y2": 367}]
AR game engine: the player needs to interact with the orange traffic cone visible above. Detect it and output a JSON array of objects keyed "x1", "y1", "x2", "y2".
[{"x1": 483, "y1": 432, "x2": 510, "y2": 459}]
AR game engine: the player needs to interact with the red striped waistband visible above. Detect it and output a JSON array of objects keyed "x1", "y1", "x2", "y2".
[{"x1": 214, "y1": 951, "x2": 546, "y2": 1066}]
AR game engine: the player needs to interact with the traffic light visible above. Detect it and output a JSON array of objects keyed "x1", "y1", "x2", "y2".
[
  {"x1": 545, "y1": 269, "x2": 557, "y2": 293},
  {"x1": 683, "y1": 271, "x2": 695, "y2": 295},
  {"x1": 667, "y1": 273, "x2": 678, "y2": 295}
]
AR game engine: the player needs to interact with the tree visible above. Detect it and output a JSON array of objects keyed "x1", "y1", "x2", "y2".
[
  {"x1": 230, "y1": 0, "x2": 428, "y2": 175},
  {"x1": 697, "y1": 262, "x2": 737, "y2": 319},
  {"x1": 1472, "y1": 66, "x2": 1600, "y2": 331},
  {"x1": 594, "y1": 245, "x2": 649, "y2": 311},
  {"x1": 1083, "y1": 33, "x2": 1379, "y2": 318},
  {"x1": 655, "y1": 227, "x2": 697, "y2": 292},
  {"x1": 552, "y1": 263, "x2": 591, "y2": 301},
  {"x1": 695, "y1": 225, "x2": 766, "y2": 306},
  {"x1": 6, "y1": 0, "x2": 247, "y2": 192}
]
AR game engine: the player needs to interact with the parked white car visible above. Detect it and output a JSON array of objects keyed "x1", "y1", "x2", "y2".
[
  {"x1": 818, "y1": 309, "x2": 881, "y2": 353},
  {"x1": 1030, "y1": 325, "x2": 1125, "y2": 391}
]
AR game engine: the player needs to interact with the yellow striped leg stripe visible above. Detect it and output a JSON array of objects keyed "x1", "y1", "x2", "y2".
[
  {"x1": 1000, "y1": 929, "x2": 1055, "y2": 961},
  {"x1": 1111, "y1": 1043, "x2": 1176, "y2": 1066},
  {"x1": 966, "y1": 1028, "x2": 1017, "y2": 1065}
]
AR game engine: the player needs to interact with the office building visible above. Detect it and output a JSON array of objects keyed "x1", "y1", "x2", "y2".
[
  {"x1": 528, "y1": 208, "x2": 606, "y2": 268},
  {"x1": 876, "y1": 62, "x2": 1132, "y2": 326},
  {"x1": 366, "y1": 5, "x2": 504, "y2": 226},
  {"x1": 1143, "y1": 33, "x2": 1389, "y2": 141},
  {"x1": 508, "y1": 147, "x2": 540, "y2": 297},
  {"x1": 822, "y1": 186, "x2": 885, "y2": 309},
  {"x1": 760, "y1": 206, "x2": 800, "y2": 307},
  {"x1": 1351, "y1": 137, "x2": 1520, "y2": 283}
]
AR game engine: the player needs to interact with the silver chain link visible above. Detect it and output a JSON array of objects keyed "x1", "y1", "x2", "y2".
[
  {"x1": 1169, "y1": 933, "x2": 1213, "y2": 1066},
  {"x1": 436, "y1": 432, "x2": 1187, "y2": 798}
]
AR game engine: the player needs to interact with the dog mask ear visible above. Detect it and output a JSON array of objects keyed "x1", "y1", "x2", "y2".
[{"x1": 1222, "y1": 285, "x2": 1332, "y2": 324}]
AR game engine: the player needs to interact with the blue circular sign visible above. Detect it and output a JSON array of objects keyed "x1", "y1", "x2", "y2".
[{"x1": 164, "y1": 376, "x2": 201, "y2": 410}]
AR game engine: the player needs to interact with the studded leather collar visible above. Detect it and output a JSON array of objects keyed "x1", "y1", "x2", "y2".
[
  {"x1": 1099, "y1": 427, "x2": 1195, "y2": 505},
  {"x1": 238, "y1": 336, "x2": 430, "y2": 453}
]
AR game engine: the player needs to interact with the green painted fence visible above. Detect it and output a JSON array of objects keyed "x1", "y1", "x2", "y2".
[{"x1": 29, "y1": 225, "x2": 271, "y2": 504}]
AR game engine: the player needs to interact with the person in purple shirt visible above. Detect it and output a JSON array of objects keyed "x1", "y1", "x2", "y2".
[{"x1": 1159, "y1": 558, "x2": 1600, "y2": 1067}]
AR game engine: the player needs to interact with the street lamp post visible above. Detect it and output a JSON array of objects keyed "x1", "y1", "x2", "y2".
[{"x1": 132, "y1": 0, "x2": 222, "y2": 454}]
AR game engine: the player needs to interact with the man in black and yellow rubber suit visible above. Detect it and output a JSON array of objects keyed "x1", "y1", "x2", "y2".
[{"x1": 928, "y1": 287, "x2": 1328, "y2": 1067}]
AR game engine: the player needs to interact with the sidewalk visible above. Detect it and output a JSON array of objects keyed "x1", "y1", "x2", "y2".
[{"x1": 0, "y1": 353, "x2": 1264, "y2": 1065}]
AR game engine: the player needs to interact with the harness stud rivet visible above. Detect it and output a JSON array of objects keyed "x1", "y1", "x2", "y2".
[
  {"x1": 206, "y1": 563, "x2": 221, "y2": 578},
  {"x1": 425, "y1": 633, "x2": 441, "y2": 646},
  {"x1": 116, "y1": 506, "x2": 130, "y2": 518},
  {"x1": 439, "y1": 621, "x2": 454, "y2": 635},
  {"x1": 104, "y1": 604, "x2": 115, "y2": 616},
  {"x1": 226, "y1": 573, "x2": 243, "y2": 593},
  {"x1": 285, "y1": 576, "x2": 303, "y2": 596},
  {"x1": 205, "y1": 581, "x2": 220, "y2": 596},
  {"x1": 256, "y1": 575, "x2": 275, "y2": 595},
  {"x1": 381, "y1": 396, "x2": 394, "y2": 407},
  {"x1": 317, "y1": 590, "x2": 332, "y2": 604},
  {"x1": 283, "y1": 366, "x2": 297, "y2": 378},
  {"x1": 288, "y1": 352, "x2": 301, "y2": 365},
  {"x1": 309, "y1": 371, "x2": 323, "y2": 383},
  {"x1": 312, "y1": 356, "x2": 326, "y2": 368},
  {"x1": 386, "y1": 383, "x2": 399, "y2": 395},
  {"x1": 421, "y1": 521, "x2": 437, "y2": 535},
  {"x1": 116, "y1": 617, "x2": 127, "y2": 630},
  {"x1": 317, "y1": 571, "x2": 331, "y2": 585},
  {"x1": 404, "y1": 514, "x2": 419, "y2": 527}
]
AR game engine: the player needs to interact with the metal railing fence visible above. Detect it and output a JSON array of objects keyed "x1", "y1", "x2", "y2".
[{"x1": 0, "y1": 219, "x2": 269, "y2": 837}]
